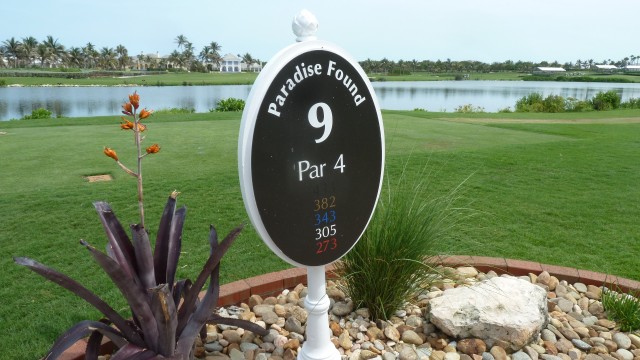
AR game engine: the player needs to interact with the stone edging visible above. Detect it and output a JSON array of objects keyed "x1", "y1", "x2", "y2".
[{"x1": 58, "y1": 256, "x2": 640, "y2": 360}]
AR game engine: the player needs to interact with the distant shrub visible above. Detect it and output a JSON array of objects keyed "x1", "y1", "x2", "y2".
[
  {"x1": 212, "y1": 98, "x2": 245, "y2": 112},
  {"x1": 0, "y1": 79, "x2": 6, "y2": 87},
  {"x1": 498, "y1": 107, "x2": 512, "y2": 113},
  {"x1": 21, "y1": 108, "x2": 52, "y2": 120},
  {"x1": 591, "y1": 90, "x2": 621, "y2": 111},
  {"x1": 621, "y1": 97, "x2": 640, "y2": 109},
  {"x1": 413, "y1": 108, "x2": 428, "y2": 112},
  {"x1": 515, "y1": 92, "x2": 544, "y2": 112},
  {"x1": 388, "y1": 68, "x2": 411, "y2": 76},
  {"x1": 542, "y1": 94, "x2": 566, "y2": 113},
  {"x1": 154, "y1": 107, "x2": 195, "y2": 114},
  {"x1": 565, "y1": 97, "x2": 593, "y2": 112},
  {"x1": 454, "y1": 104, "x2": 485, "y2": 113}
]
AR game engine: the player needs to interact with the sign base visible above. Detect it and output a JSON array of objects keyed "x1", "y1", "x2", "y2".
[{"x1": 298, "y1": 266, "x2": 341, "y2": 360}]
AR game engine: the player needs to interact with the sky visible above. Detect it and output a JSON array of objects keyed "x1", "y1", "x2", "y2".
[{"x1": 4, "y1": 0, "x2": 639, "y2": 65}]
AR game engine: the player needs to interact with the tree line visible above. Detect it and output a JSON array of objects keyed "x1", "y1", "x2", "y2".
[
  {"x1": 0, "y1": 34, "x2": 260, "y2": 72},
  {"x1": 1, "y1": 34, "x2": 638, "y2": 74},
  {"x1": 359, "y1": 56, "x2": 640, "y2": 74}
]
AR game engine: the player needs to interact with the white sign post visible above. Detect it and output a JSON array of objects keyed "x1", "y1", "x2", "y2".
[{"x1": 238, "y1": 9, "x2": 384, "y2": 360}]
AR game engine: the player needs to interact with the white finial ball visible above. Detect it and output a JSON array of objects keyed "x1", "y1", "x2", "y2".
[{"x1": 292, "y1": 9, "x2": 319, "y2": 42}]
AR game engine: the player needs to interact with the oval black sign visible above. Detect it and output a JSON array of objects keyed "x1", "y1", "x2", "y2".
[{"x1": 239, "y1": 41, "x2": 384, "y2": 266}]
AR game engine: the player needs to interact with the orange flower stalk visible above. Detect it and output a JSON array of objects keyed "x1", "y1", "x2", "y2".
[
  {"x1": 103, "y1": 147, "x2": 118, "y2": 161},
  {"x1": 105, "y1": 91, "x2": 159, "y2": 228}
]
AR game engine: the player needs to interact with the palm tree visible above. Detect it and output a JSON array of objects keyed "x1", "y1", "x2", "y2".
[
  {"x1": 82, "y1": 42, "x2": 97, "y2": 69},
  {"x1": 21, "y1": 36, "x2": 38, "y2": 67},
  {"x1": 115, "y1": 44, "x2": 130, "y2": 70},
  {"x1": 66, "y1": 47, "x2": 83, "y2": 68},
  {"x1": 174, "y1": 34, "x2": 188, "y2": 50},
  {"x1": 242, "y1": 53, "x2": 254, "y2": 71},
  {"x1": 202, "y1": 41, "x2": 222, "y2": 69},
  {"x1": 36, "y1": 43, "x2": 52, "y2": 68},
  {"x1": 168, "y1": 50, "x2": 183, "y2": 69},
  {"x1": 2, "y1": 37, "x2": 22, "y2": 68},
  {"x1": 98, "y1": 47, "x2": 117, "y2": 70},
  {"x1": 42, "y1": 35, "x2": 65, "y2": 67},
  {"x1": 199, "y1": 45, "x2": 211, "y2": 63}
]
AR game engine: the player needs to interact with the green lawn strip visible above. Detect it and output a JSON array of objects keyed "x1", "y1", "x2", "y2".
[
  {"x1": 3, "y1": 70, "x2": 640, "y2": 86},
  {"x1": 0, "y1": 72, "x2": 258, "y2": 87},
  {"x1": 1, "y1": 112, "x2": 639, "y2": 358}
]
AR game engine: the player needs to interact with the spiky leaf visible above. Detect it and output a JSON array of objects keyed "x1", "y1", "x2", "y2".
[
  {"x1": 94, "y1": 201, "x2": 138, "y2": 280},
  {"x1": 13, "y1": 256, "x2": 144, "y2": 346},
  {"x1": 43, "y1": 320, "x2": 128, "y2": 360},
  {"x1": 131, "y1": 224, "x2": 156, "y2": 290},
  {"x1": 150, "y1": 284, "x2": 177, "y2": 356},
  {"x1": 166, "y1": 206, "x2": 186, "y2": 290},
  {"x1": 154, "y1": 193, "x2": 178, "y2": 284},
  {"x1": 81, "y1": 240, "x2": 160, "y2": 352}
]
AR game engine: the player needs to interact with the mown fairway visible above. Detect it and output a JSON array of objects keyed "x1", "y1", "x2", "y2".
[{"x1": 0, "y1": 110, "x2": 639, "y2": 359}]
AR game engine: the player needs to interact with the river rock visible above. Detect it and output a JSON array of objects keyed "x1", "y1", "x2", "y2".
[
  {"x1": 457, "y1": 339, "x2": 487, "y2": 355},
  {"x1": 612, "y1": 333, "x2": 631, "y2": 349},
  {"x1": 429, "y1": 276, "x2": 548, "y2": 351},
  {"x1": 614, "y1": 349, "x2": 634, "y2": 360}
]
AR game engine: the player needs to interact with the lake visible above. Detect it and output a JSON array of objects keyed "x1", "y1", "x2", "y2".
[{"x1": 2, "y1": 80, "x2": 640, "y2": 120}]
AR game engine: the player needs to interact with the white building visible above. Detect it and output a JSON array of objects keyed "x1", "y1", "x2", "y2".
[
  {"x1": 220, "y1": 53, "x2": 242, "y2": 72},
  {"x1": 594, "y1": 64, "x2": 618, "y2": 73},
  {"x1": 532, "y1": 67, "x2": 566, "y2": 75}
]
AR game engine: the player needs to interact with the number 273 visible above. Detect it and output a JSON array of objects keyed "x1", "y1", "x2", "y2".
[{"x1": 316, "y1": 238, "x2": 337, "y2": 254}]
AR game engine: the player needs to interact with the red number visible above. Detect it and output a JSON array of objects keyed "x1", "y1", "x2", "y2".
[{"x1": 316, "y1": 237, "x2": 338, "y2": 254}]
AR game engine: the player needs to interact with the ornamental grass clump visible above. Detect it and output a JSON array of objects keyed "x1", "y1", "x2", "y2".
[
  {"x1": 14, "y1": 91, "x2": 266, "y2": 360},
  {"x1": 601, "y1": 285, "x2": 640, "y2": 332},
  {"x1": 337, "y1": 163, "x2": 471, "y2": 321}
]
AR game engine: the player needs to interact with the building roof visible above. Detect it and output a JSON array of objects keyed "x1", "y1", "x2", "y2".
[
  {"x1": 222, "y1": 53, "x2": 242, "y2": 61},
  {"x1": 625, "y1": 65, "x2": 640, "y2": 69},
  {"x1": 535, "y1": 67, "x2": 566, "y2": 72},
  {"x1": 595, "y1": 64, "x2": 618, "y2": 69}
]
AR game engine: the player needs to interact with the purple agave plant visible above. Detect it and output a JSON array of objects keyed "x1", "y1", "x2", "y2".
[
  {"x1": 15, "y1": 193, "x2": 267, "y2": 359},
  {"x1": 14, "y1": 92, "x2": 266, "y2": 359}
]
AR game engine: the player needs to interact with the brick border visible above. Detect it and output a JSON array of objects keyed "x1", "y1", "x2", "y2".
[{"x1": 59, "y1": 258, "x2": 640, "y2": 360}]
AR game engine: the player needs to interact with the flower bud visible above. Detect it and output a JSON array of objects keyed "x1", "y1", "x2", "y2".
[
  {"x1": 122, "y1": 102, "x2": 133, "y2": 115},
  {"x1": 129, "y1": 91, "x2": 140, "y2": 110},
  {"x1": 139, "y1": 108, "x2": 153, "y2": 119},
  {"x1": 146, "y1": 144, "x2": 160, "y2": 154},
  {"x1": 104, "y1": 147, "x2": 118, "y2": 161},
  {"x1": 120, "y1": 118, "x2": 134, "y2": 130}
]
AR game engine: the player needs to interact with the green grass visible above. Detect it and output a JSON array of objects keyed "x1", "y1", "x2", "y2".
[
  {"x1": 3, "y1": 70, "x2": 640, "y2": 87},
  {"x1": 1, "y1": 110, "x2": 640, "y2": 359},
  {"x1": 0, "y1": 71, "x2": 258, "y2": 86}
]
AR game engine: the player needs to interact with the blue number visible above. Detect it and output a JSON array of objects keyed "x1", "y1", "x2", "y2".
[{"x1": 314, "y1": 211, "x2": 337, "y2": 226}]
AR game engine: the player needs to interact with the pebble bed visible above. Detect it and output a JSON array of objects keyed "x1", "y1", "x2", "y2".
[{"x1": 188, "y1": 267, "x2": 640, "y2": 360}]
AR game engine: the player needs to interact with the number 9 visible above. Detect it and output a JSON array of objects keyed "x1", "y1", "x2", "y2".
[{"x1": 308, "y1": 102, "x2": 333, "y2": 144}]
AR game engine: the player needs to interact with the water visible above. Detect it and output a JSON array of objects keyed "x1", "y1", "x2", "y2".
[
  {"x1": 3, "y1": 81, "x2": 640, "y2": 120},
  {"x1": 372, "y1": 80, "x2": 640, "y2": 112}
]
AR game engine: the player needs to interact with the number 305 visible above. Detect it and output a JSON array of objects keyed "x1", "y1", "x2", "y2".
[{"x1": 315, "y1": 224, "x2": 336, "y2": 240}]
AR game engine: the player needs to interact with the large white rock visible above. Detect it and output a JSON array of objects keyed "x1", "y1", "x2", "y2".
[{"x1": 429, "y1": 276, "x2": 548, "y2": 351}]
